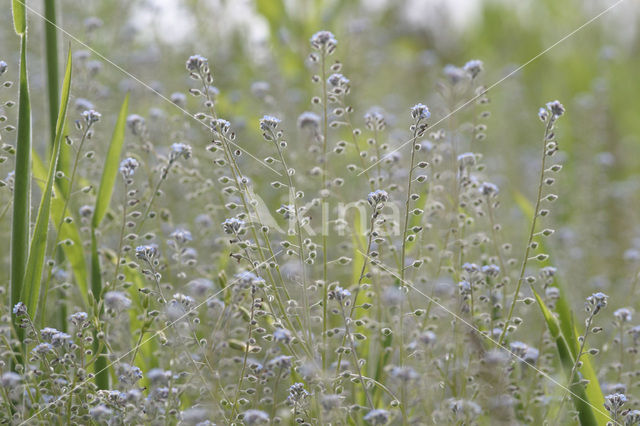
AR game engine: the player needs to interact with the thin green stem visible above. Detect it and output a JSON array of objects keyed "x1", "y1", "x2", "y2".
[{"x1": 498, "y1": 118, "x2": 554, "y2": 346}]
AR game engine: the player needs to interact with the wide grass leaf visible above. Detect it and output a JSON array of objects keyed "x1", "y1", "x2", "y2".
[
  {"x1": 531, "y1": 288, "x2": 603, "y2": 426},
  {"x1": 22, "y1": 50, "x2": 72, "y2": 316},
  {"x1": 12, "y1": 0, "x2": 26, "y2": 35},
  {"x1": 92, "y1": 93, "x2": 130, "y2": 229},
  {"x1": 11, "y1": 34, "x2": 31, "y2": 315},
  {"x1": 32, "y1": 152, "x2": 88, "y2": 304}
]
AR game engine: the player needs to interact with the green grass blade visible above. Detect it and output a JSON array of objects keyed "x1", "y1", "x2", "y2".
[
  {"x1": 90, "y1": 228, "x2": 109, "y2": 389},
  {"x1": 43, "y1": 0, "x2": 59, "y2": 146},
  {"x1": 32, "y1": 152, "x2": 88, "y2": 304},
  {"x1": 92, "y1": 93, "x2": 129, "y2": 229},
  {"x1": 12, "y1": 0, "x2": 26, "y2": 35},
  {"x1": 22, "y1": 50, "x2": 72, "y2": 317},
  {"x1": 531, "y1": 288, "x2": 600, "y2": 426},
  {"x1": 11, "y1": 34, "x2": 31, "y2": 315}
]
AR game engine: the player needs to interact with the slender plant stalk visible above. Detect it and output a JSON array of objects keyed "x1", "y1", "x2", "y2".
[
  {"x1": 272, "y1": 132, "x2": 312, "y2": 344},
  {"x1": 498, "y1": 118, "x2": 554, "y2": 346},
  {"x1": 338, "y1": 300, "x2": 374, "y2": 409},
  {"x1": 397, "y1": 121, "x2": 422, "y2": 425},
  {"x1": 320, "y1": 51, "x2": 330, "y2": 371},
  {"x1": 196, "y1": 72, "x2": 313, "y2": 358}
]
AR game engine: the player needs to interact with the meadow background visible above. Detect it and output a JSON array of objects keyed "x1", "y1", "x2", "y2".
[{"x1": 1, "y1": 0, "x2": 640, "y2": 424}]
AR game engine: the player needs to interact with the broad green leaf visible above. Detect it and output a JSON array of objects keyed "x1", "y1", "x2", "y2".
[
  {"x1": 92, "y1": 93, "x2": 130, "y2": 228},
  {"x1": 12, "y1": 0, "x2": 26, "y2": 35},
  {"x1": 22, "y1": 50, "x2": 72, "y2": 316},
  {"x1": 11, "y1": 34, "x2": 31, "y2": 315}
]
